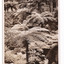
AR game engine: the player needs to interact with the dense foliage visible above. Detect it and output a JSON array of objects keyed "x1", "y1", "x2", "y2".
[{"x1": 4, "y1": 0, "x2": 58, "y2": 64}]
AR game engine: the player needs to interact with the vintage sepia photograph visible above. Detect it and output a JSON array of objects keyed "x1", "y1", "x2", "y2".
[{"x1": 4, "y1": 0, "x2": 58, "y2": 64}]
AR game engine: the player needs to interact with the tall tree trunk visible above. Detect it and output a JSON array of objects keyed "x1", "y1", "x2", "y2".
[{"x1": 49, "y1": 0, "x2": 53, "y2": 12}]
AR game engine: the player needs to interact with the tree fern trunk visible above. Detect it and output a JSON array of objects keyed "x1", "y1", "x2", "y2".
[{"x1": 26, "y1": 41, "x2": 29, "y2": 64}]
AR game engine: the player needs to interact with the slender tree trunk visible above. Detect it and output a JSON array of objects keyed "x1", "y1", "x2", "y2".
[
  {"x1": 49, "y1": 0, "x2": 53, "y2": 12},
  {"x1": 26, "y1": 41, "x2": 29, "y2": 64}
]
